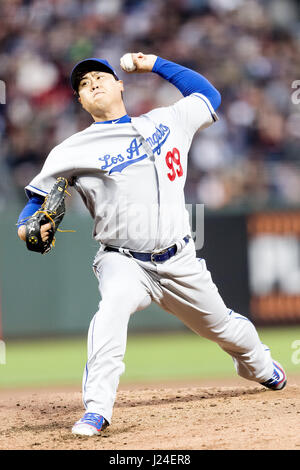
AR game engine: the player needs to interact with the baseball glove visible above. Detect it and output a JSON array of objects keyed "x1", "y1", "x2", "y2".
[{"x1": 25, "y1": 177, "x2": 69, "y2": 254}]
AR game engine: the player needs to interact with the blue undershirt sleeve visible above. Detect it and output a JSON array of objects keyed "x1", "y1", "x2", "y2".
[
  {"x1": 152, "y1": 57, "x2": 221, "y2": 110},
  {"x1": 17, "y1": 195, "x2": 45, "y2": 229}
]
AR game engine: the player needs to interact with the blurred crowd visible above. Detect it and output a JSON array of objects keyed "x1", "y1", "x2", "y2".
[{"x1": 1, "y1": 0, "x2": 300, "y2": 211}]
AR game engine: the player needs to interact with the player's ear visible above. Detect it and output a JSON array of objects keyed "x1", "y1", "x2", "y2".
[
  {"x1": 73, "y1": 90, "x2": 81, "y2": 103},
  {"x1": 117, "y1": 80, "x2": 124, "y2": 101}
]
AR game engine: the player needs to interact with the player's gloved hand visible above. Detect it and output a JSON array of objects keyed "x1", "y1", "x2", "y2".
[
  {"x1": 18, "y1": 223, "x2": 51, "y2": 242},
  {"x1": 40, "y1": 222, "x2": 52, "y2": 242},
  {"x1": 24, "y1": 177, "x2": 70, "y2": 254},
  {"x1": 123, "y1": 52, "x2": 157, "y2": 74}
]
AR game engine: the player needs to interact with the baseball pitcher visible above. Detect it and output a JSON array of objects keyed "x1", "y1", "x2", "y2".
[{"x1": 17, "y1": 52, "x2": 287, "y2": 436}]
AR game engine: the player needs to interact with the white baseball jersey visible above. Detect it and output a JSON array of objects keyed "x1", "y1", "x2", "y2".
[{"x1": 25, "y1": 93, "x2": 217, "y2": 251}]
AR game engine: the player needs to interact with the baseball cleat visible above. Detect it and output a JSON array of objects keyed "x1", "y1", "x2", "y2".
[
  {"x1": 260, "y1": 361, "x2": 287, "y2": 391},
  {"x1": 72, "y1": 412, "x2": 107, "y2": 436}
]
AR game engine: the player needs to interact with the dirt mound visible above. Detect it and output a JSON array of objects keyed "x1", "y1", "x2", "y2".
[{"x1": 0, "y1": 377, "x2": 299, "y2": 450}]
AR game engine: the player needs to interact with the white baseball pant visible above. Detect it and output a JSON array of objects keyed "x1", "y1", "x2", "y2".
[{"x1": 81, "y1": 239, "x2": 274, "y2": 424}]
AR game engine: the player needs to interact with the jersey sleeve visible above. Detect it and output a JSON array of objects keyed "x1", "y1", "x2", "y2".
[
  {"x1": 167, "y1": 92, "x2": 218, "y2": 140},
  {"x1": 25, "y1": 146, "x2": 74, "y2": 198}
]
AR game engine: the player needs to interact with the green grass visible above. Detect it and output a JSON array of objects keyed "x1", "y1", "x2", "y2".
[
  {"x1": 0, "y1": 337, "x2": 87, "y2": 388},
  {"x1": 0, "y1": 326, "x2": 300, "y2": 389}
]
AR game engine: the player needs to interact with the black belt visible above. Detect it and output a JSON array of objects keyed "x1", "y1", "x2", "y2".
[{"x1": 104, "y1": 236, "x2": 190, "y2": 263}]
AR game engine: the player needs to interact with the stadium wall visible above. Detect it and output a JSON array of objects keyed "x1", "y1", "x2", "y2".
[{"x1": 1, "y1": 207, "x2": 300, "y2": 338}]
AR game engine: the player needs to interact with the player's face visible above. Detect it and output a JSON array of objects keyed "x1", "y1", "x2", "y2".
[{"x1": 78, "y1": 71, "x2": 124, "y2": 116}]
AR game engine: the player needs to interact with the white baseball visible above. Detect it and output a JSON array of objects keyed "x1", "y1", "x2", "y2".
[{"x1": 120, "y1": 53, "x2": 136, "y2": 72}]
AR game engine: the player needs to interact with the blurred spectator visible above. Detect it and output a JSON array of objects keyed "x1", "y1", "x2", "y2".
[{"x1": 0, "y1": 0, "x2": 300, "y2": 211}]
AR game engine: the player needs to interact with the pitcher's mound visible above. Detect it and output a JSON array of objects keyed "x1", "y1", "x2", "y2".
[{"x1": 0, "y1": 378, "x2": 299, "y2": 450}]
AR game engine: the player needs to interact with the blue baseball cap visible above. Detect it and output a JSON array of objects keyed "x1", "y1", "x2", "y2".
[{"x1": 70, "y1": 58, "x2": 119, "y2": 93}]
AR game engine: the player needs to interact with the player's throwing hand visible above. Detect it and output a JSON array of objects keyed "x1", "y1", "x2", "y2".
[{"x1": 120, "y1": 52, "x2": 157, "y2": 74}]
